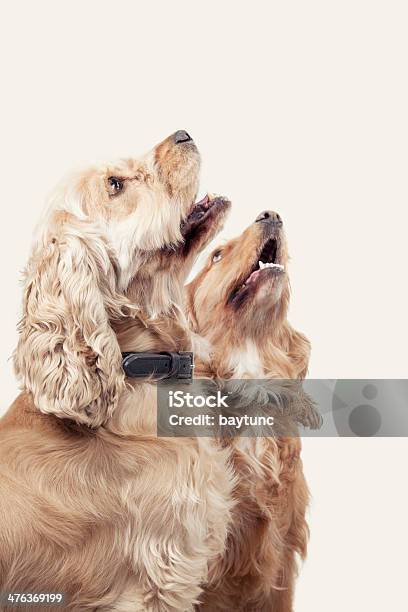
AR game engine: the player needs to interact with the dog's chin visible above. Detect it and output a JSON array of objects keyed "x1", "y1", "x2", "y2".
[
  {"x1": 253, "y1": 270, "x2": 286, "y2": 306},
  {"x1": 227, "y1": 267, "x2": 286, "y2": 311},
  {"x1": 180, "y1": 195, "x2": 231, "y2": 257}
]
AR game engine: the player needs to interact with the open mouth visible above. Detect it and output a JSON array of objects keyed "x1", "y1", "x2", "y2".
[
  {"x1": 182, "y1": 195, "x2": 224, "y2": 231},
  {"x1": 228, "y1": 238, "x2": 285, "y2": 305},
  {"x1": 183, "y1": 194, "x2": 213, "y2": 227},
  {"x1": 180, "y1": 194, "x2": 231, "y2": 250}
]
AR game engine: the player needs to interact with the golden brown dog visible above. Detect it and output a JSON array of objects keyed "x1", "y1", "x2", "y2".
[
  {"x1": 187, "y1": 210, "x2": 310, "y2": 380},
  {"x1": 0, "y1": 131, "x2": 234, "y2": 611},
  {"x1": 186, "y1": 211, "x2": 311, "y2": 611}
]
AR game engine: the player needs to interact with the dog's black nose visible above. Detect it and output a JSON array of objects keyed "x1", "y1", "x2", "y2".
[
  {"x1": 255, "y1": 210, "x2": 282, "y2": 225},
  {"x1": 174, "y1": 130, "x2": 192, "y2": 144}
]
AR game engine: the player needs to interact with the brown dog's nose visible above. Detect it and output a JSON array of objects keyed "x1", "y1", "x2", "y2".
[
  {"x1": 255, "y1": 210, "x2": 282, "y2": 226},
  {"x1": 174, "y1": 130, "x2": 192, "y2": 144}
]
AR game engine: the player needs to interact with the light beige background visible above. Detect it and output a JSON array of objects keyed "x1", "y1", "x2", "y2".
[{"x1": 1, "y1": 1, "x2": 407, "y2": 610}]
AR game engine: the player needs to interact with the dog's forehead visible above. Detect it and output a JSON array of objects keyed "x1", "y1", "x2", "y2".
[
  {"x1": 221, "y1": 238, "x2": 240, "y2": 255},
  {"x1": 99, "y1": 157, "x2": 146, "y2": 177}
]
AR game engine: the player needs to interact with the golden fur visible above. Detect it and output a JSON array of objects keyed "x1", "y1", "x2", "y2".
[
  {"x1": 186, "y1": 212, "x2": 311, "y2": 611},
  {"x1": 187, "y1": 212, "x2": 310, "y2": 380},
  {"x1": 0, "y1": 132, "x2": 236, "y2": 611}
]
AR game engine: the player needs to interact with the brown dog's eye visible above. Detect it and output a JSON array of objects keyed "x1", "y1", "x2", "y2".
[
  {"x1": 212, "y1": 250, "x2": 222, "y2": 264},
  {"x1": 108, "y1": 177, "x2": 124, "y2": 195}
]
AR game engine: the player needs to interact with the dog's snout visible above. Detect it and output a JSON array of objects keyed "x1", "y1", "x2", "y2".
[
  {"x1": 255, "y1": 211, "x2": 282, "y2": 226},
  {"x1": 174, "y1": 130, "x2": 193, "y2": 144}
]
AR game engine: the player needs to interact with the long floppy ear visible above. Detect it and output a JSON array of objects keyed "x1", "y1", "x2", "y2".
[
  {"x1": 14, "y1": 220, "x2": 127, "y2": 427},
  {"x1": 184, "y1": 279, "x2": 200, "y2": 333}
]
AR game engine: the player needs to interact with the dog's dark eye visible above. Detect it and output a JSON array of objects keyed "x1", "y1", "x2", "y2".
[
  {"x1": 108, "y1": 177, "x2": 124, "y2": 195},
  {"x1": 212, "y1": 250, "x2": 222, "y2": 264}
]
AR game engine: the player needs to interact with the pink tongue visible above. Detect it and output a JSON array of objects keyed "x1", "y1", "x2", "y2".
[{"x1": 247, "y1": 269, "x2": 261, "y2": 283}]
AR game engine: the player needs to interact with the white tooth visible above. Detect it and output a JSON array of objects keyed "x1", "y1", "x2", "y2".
[
  {"x1": 264, "y1": 262, "x2": 285, "y2": 270},
  {"x1": 259, "y1": 261, "x2": 285, "y2": 271}
]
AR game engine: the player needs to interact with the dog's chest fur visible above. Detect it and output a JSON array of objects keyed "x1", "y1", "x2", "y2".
[{"x1": 226, "y1": 339, "x2": 264, "y2": 378}]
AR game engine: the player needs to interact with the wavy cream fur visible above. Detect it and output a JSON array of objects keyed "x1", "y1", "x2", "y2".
[{"x1": 1, "y1": 133, "x2": 237, "y2": 611}]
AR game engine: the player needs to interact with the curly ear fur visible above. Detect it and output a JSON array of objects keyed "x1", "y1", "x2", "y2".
[
  {"x1": 14, "y1": 218, "x2": 129, "y2": 427},
  {"x1": 285, "y1": 324, "x2": 311, "y2": 379}
]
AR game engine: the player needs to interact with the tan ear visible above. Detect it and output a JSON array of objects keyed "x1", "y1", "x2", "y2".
[
  {"x1": 285, "y1": 325, "x2": 311, "y2": 379},
  {"x1": 14, "y1": 221, "x2": 126, "y2": 427},
  {"x1": 184, "y1": 279, "x2": 199, "y2": 333}
]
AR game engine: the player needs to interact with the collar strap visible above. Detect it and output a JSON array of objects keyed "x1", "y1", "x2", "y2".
[{"x1": 122, "y1": 351, "x2": 194, "y2": 381}]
